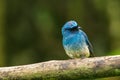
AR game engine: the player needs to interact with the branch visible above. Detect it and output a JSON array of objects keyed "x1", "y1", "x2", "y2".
[{"x1": 0, "y1": 55, "x2": 120, "y2": 79}]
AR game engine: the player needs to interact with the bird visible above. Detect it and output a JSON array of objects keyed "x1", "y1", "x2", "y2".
[{"x1": 62, "y1": 20, "x2": 94, "y2": 58}]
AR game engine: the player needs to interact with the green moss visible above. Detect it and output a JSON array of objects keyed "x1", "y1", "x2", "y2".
[{"x1": 2, "y1": 66, "x2": 120, "y2": 80}]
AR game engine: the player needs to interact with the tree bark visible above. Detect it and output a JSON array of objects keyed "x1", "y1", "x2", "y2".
[{"x1": 0, "y1": 55, "x2": 120, "y2": 79}]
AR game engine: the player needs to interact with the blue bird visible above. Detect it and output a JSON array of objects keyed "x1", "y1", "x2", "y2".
[{"x1": 62, "y1": 20, "x2": 94, "y2": 58}]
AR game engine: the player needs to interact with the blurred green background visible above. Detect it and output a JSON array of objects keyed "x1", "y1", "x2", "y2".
[{"x1": 0, "y1": 0, "x2": 120, "y2": 67}]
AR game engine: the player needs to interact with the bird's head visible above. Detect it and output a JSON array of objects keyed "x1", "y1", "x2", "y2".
[{"x1": 62, "y1": 20, "x2": 81, "y2": 36}]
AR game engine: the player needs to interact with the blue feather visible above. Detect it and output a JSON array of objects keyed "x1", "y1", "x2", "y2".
[{"x1": 62, "y1": 20, "x2": 94, "y2": 58}]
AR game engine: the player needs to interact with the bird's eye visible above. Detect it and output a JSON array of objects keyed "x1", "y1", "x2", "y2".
[
  {"x1": 70, "y1": 26, "x2": 79, "y2": 32},
  {"x1": 64, "y1": 26, "x2": 79, "y2": 32}
]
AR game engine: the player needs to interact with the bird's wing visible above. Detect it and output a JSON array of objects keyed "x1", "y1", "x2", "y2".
[{"x1": 81, "y1": 30, "x2": 94, "y2": 57}]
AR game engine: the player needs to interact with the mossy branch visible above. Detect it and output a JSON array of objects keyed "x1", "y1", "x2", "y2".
[{"x1": 0, "y1": 55, "x2": 120, "y2": 79}]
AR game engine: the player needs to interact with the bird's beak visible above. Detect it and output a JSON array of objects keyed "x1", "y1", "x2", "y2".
[{"x1": 78, "y1": 26, "x2": 82, "y2": 29}]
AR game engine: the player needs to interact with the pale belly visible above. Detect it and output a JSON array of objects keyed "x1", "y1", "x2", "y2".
[{"x1": 64, "y1": 45, "x2": 90, "y2": 58}]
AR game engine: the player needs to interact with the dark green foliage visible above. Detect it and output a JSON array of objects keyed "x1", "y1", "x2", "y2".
[{"x1": 0, "y1": 0, "x2": 120, "y2": 68}]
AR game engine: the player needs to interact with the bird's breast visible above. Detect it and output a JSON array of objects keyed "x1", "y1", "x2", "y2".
[{"x1": 63, "y1": 33, "x2": 90, "y2": 58}]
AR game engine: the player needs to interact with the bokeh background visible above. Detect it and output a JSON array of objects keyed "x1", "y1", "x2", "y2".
[
  {"x1": 0, "y1": 0, "x2": 120, "y2": 68},
  {"x1": 0, "y1": 0, "x2": 120, "y2": 79}
]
